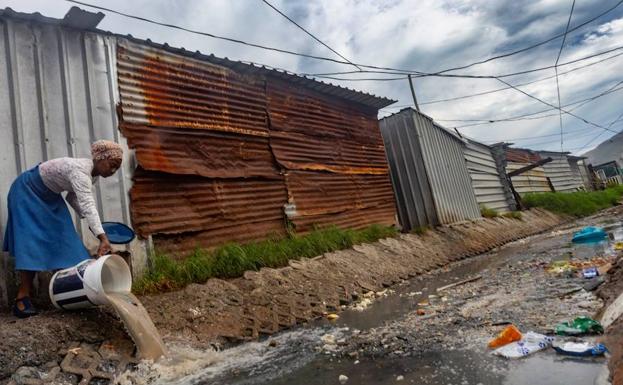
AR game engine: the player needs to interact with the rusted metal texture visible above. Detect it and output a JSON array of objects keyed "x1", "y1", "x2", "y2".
[
  {"x1": 505, "y1": 147, "x2": 542, "y2": 163},
  {"x1": 121, "y1": 123, "x2": 279, "y2": 178},
  {"x1": 117, "y1": 40, "x2": 268, "y2": 137},
  {"x1": 267, "y1": 79, "x2": 396, "y2": 232},
  {"x1": 284, "y1": 171, "x2": 395, "y2": 228},
  {"x1": 507, "y1": 162, "x2": 551, "y2": 194},
  {"x1": 131, "y1": 170, "x2": 287, "y2": 241},
  {"x1": 117, "y1": 39, "x2": 396, "y2": 255}
]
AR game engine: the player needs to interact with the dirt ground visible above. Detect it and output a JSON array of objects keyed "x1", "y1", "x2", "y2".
[
  {"x1": 0, "y1": 209, "x2": 563, "y2": 383},
  {"x1": 598, "y1": 257, "x2": 623, "y2": 385}
]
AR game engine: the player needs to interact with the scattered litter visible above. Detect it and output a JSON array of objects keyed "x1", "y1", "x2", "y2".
[
  {"x1": 321, "y1": 334, "x2": 337, "y2": 345},
  {"x1": 396, "y1": 375, "x2": 404, "y2": 381},
  {"x1": 546, "y1": 256, "x2": 615, "y2": 276},
  {"x1": 555, "y1": 316, "x2": 604, "y2": 336},
  {"x1": 614, "y1": 241, "x2": 623, "y2": 250},
  {"x1": 339, "y1": 374, "x2": 349, "y2": 384},
  {"x1": 553, "y1": 341, "x2": 608, "y2": 357},
  {"x1": 582, "y1": 267, "x2": 598, "y2": 279},
  {"x1": 327, "y1": 314, "x2": 340, "y2": 321},
  {"x1": 417, "y1": 301, "x2": 429, "y2": 307},
  {"x1": 572, "y1": 226, "x2": 607, "y2": 243},
  {"x1": 436, "y1": 276, "x2": 482, "y2": 292},
  {"x1": 582, "y1": 277, "x2": 605, "y2": 291},
  {"x1": 488, "y1": 325, "x2": 522, "y2": 349},
  {"x1": 417, "y1": 309, "x2": 426, "y2": 316},
  {"x1": 493, "y1": 332, "x2": 554, "y2": 358}
]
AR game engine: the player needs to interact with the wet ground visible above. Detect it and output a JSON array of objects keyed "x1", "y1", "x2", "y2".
[{"x1": 125, "y1": 213, "x2": 622, "y2": 385}]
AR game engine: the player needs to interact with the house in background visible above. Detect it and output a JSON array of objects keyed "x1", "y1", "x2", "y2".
[{"x1": 583, "y1": 131, "x2": 623, "y2": 184}]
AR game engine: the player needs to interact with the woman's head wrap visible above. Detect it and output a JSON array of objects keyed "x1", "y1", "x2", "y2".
[{"x1": 91, "y1": 140, "x2": 123, "y2": 161}]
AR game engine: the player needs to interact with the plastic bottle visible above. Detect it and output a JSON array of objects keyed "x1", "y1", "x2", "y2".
[{"x1": 488, "y1": 324, "x2": 522, "y2": 348}]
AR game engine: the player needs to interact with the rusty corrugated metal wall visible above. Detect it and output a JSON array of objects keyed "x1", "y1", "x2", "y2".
[{"x1": 117, "y1": 39, "x2": 396, "y2": 256}]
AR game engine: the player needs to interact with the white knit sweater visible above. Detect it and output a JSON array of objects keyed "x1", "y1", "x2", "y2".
[{"x1": 39, "y1": 158, "x2": 105, "y2": 236}]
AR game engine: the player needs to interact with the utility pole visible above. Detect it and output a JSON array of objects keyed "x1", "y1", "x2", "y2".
[{"x1": 407, "y1": 74, "x2": 420, "y2": 112}]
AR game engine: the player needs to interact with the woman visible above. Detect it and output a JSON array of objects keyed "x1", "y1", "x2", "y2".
[{"x1": 3, "y1": 140, "x2": 123, "y2": 318}]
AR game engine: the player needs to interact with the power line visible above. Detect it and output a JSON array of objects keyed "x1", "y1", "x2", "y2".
[
  {"x1": 65, "y1": 0, "x2": 623, "y2": 78},
  {"x1": 429, "y1": 0, "x2": 623, "y2": 76},
  {"x1": 494, "y1": 77, "x2": 619, "y2": 134},
  {"x1": 259, "y1": 0, "x2": 361, "y2": 70},
  {"x1": 555, "y1": 0, "x2": 576, "y2": 154},
  {"x1": 308, "y1": 44, "x2": 623, "y2": 80},
  {"x1": 574, "y1": 111, "x2": 623, "y2": 153},
  {"x1": 381, "y1": 51, "x2": 623, "y2": 109},
  {"x1": 438, "y1": 80, "x2": 623, "y2": 126}
]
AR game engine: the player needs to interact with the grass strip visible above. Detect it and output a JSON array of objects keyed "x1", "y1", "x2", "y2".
[
  {"x1": 134, "y1": 224, "x2": 397, "y2": 294},
  {"x1": 522, "y1": 186, "x2": 623, "y2": 217}
]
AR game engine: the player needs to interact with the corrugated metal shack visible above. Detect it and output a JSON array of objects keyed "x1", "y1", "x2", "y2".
[
  {"x1": 463, "y1": 139, "x2": 513, "y2": 213},
  {"x1": 537, "y1": 151, "x2": 584, "y2": 192},
  {"x1": 504, "y1": 147, "x2": 552, "y2": 195},
  {"x1": 380, "y1": 108, "x2": 481, "y2": 231},
  {"x1": 0, "y1": 7, "x2": 398, "y2": 260}
]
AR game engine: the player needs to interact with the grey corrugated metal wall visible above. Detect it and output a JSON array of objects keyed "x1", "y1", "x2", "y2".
[
  {"x1": 413, "y1": 111, "x2": 481, "y2": 223},
  {"x1": 381, "y1": 109, "x2": 481, "y2": 228},
  {"x1": 380, "y1": 111, "x2": 438, "y2": 231},
  {"x1": 507, "y1": 163, "x2": 551, "y2": 194},
  {"x1": 538, "y1": 152, "x2": 583, "y2": 192},
  {"x1": 0, "y1": 17, "x2": 143, "y2": 261},
  {"x1": 464, "y1": 139, "x2": 511, "y2": 212}
]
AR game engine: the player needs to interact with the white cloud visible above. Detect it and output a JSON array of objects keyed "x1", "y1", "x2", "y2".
[{"x1": 2, "y1": 0, "x2": 621, "y2": 154}]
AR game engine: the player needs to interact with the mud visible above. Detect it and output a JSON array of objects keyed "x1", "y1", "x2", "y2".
[
  {"x1": 598, "y1": 257, "x2": 623, "y2": 385},
  {"x1": 106, "y1": 293, "x2": 166, "y2": 361}
]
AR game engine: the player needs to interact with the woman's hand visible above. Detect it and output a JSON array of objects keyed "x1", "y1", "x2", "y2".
[{"x1": 96, "y1": 234, "x2": 112, "y2": 257}]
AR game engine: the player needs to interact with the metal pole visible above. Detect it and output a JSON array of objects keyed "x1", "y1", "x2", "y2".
[{"x1": 407, "y1": 74, "x2": 420, "y2": 111}]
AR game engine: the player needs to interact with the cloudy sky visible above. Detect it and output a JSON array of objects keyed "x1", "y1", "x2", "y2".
[{"x1": 5, "y1": 0, "x2": 623, "y2": 154}]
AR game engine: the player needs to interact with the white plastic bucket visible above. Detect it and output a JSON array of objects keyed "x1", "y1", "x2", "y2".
[{"x1": 49, "y1": 254, "x2": 132, "y2": 310}]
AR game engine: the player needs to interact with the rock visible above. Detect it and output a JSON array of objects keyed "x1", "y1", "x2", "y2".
[
  {"x1": 268, "y1": 340, "x2": 278, "y2": 347},
  {"x1": 417, "y1": 309, "x2": 426, "y2": 316},
  {"x1": 397, "y1": 375, "x2": 405, "y2": 381},
  {"x1": 339, "y1": 374, "x2": 349, "y2": 384}
]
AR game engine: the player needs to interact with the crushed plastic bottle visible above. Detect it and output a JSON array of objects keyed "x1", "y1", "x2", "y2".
[{"x1": 488, "y1": 324, "x2": 522, "y2": 348}]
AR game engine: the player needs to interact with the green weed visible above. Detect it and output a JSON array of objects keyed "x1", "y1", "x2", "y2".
[
  {"x1": 480, "y1": 205, "x2": 499, "y2": 218},
  {"x1": 133, "y1": 224, "x2": 398, "y2": 294},
  {"x1": 411, "y1": 226, "x2": 430, "y2": 235},
  {"x1": 502, "y1": 211, "x2": 523, "y2": 220},
  {"x1": 522, "y1": 186, "x2": 623, "y2": 217}
]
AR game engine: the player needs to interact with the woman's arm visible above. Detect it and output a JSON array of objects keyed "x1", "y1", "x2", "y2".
[{"x1": 69, "y1": 171, "x2": 111, "y2": 256}]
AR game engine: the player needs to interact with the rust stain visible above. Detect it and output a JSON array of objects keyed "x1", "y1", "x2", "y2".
[{"x1": 505, "y1": 148, "x2": 542, "y2": 163}]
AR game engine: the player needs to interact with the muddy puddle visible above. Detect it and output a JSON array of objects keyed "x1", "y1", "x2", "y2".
[{"x1": 132, "y1": 218, "x2": 621, "y2": 385}]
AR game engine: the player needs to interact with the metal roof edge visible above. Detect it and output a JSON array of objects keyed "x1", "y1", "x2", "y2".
[
  {"x1": 0, "y1": 7, "x2": 396, "y2": 110},
  {"x1": 380, "y1": 107, "x2": 466, "y2": 144}
]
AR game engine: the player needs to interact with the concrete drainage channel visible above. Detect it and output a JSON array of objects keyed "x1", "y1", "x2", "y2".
[{"x1": 6, "y1": 207, "x2": 620, "y2": 385}]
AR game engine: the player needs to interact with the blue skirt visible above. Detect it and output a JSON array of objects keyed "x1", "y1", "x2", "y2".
[{"x1": 3, "y1": 166, "x2": 90, "y2": 271}]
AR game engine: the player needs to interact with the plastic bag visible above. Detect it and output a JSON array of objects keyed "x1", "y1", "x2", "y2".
[
  {"x1": 493, "y1": 332, "x2": 554, "y2": 358},
  {"x1": 555, "y1": 316, "x2": 604, "y2": 335},
  {"x1": 488, "y1": 325, "x2": 522, "y2": 348},
  {"x1": 553, "y1": 341, "x2": 608, "y2": 357}
]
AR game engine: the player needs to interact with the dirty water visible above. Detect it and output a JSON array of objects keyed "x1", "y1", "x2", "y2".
[
  {"x1": 127, "y1": 219, "x2": 621, "y2": 385},
  {"x1": 106, "y1": 292, "x2": 167, "y2": 361}
]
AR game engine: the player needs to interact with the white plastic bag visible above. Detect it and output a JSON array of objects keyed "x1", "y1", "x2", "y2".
[{"x1": 493, "y1": 332, "x2": 554, "y2": 358}]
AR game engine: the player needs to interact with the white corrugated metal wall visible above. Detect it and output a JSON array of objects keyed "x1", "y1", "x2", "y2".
[
  {"x1": 538, "y1": 152, "x2": 583, "y2": 192},
  {"x1": 464, "y1": 140, "x2": 511, "y2": 212},
  {"x1": 0, "y1": 17, "x2": 143, "y2": 264},
  {"x1": 411, "y1": 110, "x2": 482, "y2": 223},
  {"x1": 507, "y1": 163, "x2": 551, "y2": 194}
]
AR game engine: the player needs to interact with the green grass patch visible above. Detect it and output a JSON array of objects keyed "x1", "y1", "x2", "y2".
[
  {"x1": 480, "y1": 205, "x2": 499, "y2": 218},
  {"x1": 522, "y1": 186, "x2": 623, "y2": 217},
  {"x1": 502, "y1": 211, "x2": 523, "y2": 220},
  {"x1": 133, "y1": 224, "x2": 398, "y2": 294}
]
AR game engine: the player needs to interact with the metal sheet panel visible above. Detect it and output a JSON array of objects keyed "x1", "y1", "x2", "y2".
[
  {"x1": 131, "y1": 170, "x2": 287, "y2": 240},
  {"x1": 380, "y1": 112, "x2": 438, "y2": 231},
  {"x1": 411, "y1": 111, "x2": 481, "y2": 224},
  {"x1": 0, "y1": 18, "x2": 132, "y2": 251},
  {"x1": 538, "y1": 152, "x2": 583, "y2": 192},
  {"x1": 464, "y1": 140, "x2": 510, "y2": 212},
  {"x1": 507, "y1": 162, "x2": 551, "y2": 194}
]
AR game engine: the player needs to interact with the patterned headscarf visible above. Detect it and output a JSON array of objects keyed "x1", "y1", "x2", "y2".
[{"x1": 91, "y1": 140, "x2": 123, "y2": 161}]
